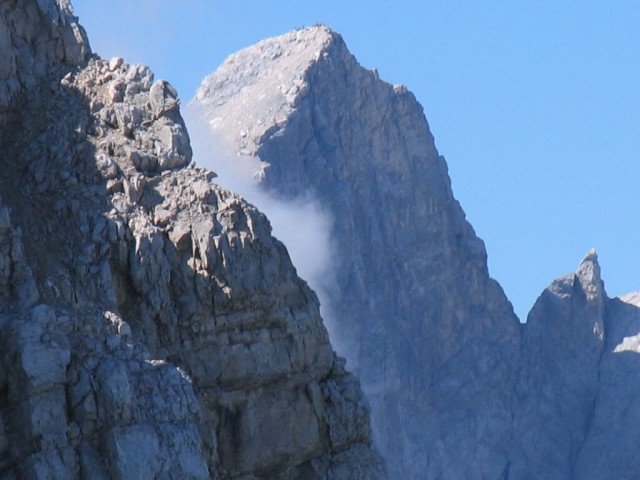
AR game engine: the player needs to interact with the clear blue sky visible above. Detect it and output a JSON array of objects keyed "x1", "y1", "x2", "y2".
[{"x1": 73, "y1": 1, "x2": 640, "y2": 321}]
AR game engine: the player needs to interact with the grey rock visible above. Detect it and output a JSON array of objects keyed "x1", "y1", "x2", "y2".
[
  {"x1": 571, "y1": 292, "x2": 640, "y2": 479},
  {"x1": 105, "y1": 425, "x2": 161, "y2": 480},
  {"x1": 12, "y1": 3, "x2": 640, "y2": 479},
  {"x1": 150, "y1": 79, "x2": 180, "y2": 118},
  {"x1": 0, "y1": 0, "x2": 89, "y2": 112},
  {"x1": 194, "y1": 25, "x2": 520, "y2": 479},
  {"x1": 193, "y1": 25, "x2": 640, "y2": 480},
  {"x1": 0, "y1": 4, "x2": 384, "y2": 479},
  {"x1": 510, "y1": 251, "x2": 607, "y2": 479}
]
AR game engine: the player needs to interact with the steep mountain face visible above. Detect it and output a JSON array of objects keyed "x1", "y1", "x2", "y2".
[
  {"x1": 0, "y1": 3, "x2": 384, "y2": 479},
  {"x1": 194, "y1": 26, "x2": 522, "y2": 479},
  {"x1": 0, "y1": 0, "x2": 89, "y2": 114},
  {"x1": 509, "y1": 254, "x2": 640, "y2": 480},
  {"x1": 194, "y1": 25, "x2": 640, "y2": 479}
]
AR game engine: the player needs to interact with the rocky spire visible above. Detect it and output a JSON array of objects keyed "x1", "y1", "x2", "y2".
[
  {"x1": 512, "y1": 251, "x2": 608, "y2": 479},
  {"x1": 577, "y1": 249, "x2": 605, "y2": 300}
]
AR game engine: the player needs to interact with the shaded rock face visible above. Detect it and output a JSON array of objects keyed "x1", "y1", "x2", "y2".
[
  {"x1": 0, "y1": 0, "x2": 89, "y2": 114},
  {"x1": 194, "y1": 25, "x2": 640, "y2": 479},
  {"x1": 573, "y1": 292, "x2": 640, "y2": 480},
  {"x1": 0, "y1": 4, "x2": 385, "y2": 479},
  {"x1": 509, "y1": 256, "x2": 640, "y2": 480}
]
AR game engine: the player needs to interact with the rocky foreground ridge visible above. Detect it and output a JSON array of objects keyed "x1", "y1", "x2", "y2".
[
  {"x1": 0, "y1": 2, "x2": 385, "y2": 479},
  {"x1": 195, "y1": 26, "x2": 640, "y2": 479}
]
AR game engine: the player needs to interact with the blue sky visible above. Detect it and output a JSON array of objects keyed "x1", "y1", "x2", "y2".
[{"x1": 72, "y1": 1, "x2": 640, "y2": 321}]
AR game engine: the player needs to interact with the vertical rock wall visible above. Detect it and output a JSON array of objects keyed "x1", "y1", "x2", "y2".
[
  {"x1": 511, "y1": 252, "x2": 606, "y2": 478},
  {"x1": 0, "y1": 0, "x2": 89, "y2": 113}
]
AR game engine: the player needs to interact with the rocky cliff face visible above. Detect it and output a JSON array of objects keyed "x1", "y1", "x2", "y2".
[
  {"x1": 0, "y1": 3, "x2": 384, "y2": 479},
  {"x1": 573, "y1": 292, "x2": 640, "y2": 479},
  {"x1": 0, "y1": 0, "x2": 89, "y2": 115},
  {"x1": 194, "y1": 25, "x2": 640, "y2": 479},
  {"x1": 508, "y1": 254, "x2": 640, "y2": 480},
  {"x1": 194, "y1": 26, "x2": 521, "y2": 480}
]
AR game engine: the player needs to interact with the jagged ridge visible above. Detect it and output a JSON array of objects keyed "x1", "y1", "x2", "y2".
[{"x1": 0, "y1": 3, "x2": 385, "y2": 479}]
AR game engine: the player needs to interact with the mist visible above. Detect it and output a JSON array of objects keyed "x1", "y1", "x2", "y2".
[{"x1": 183, "y1": 104, "x2": 341, "y2": 344}]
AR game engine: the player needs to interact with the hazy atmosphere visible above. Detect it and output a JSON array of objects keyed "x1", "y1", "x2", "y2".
[
  {"x1": 73, "y1": 0, "x2": 640, "y2": 320},
  {"x1": 183, "y1": 104, "x2": 341, "y2": 343}
]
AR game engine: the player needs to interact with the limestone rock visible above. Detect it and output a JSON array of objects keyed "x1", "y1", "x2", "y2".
[
  {"x1": 510, "y1": 251, "x2": 607, "y2": 479},
  {"x1": 194, "y1": 25, "x2": 521, "y2": 479},
  {"x1": 6, "y1": 3, "x2": 640, "y2": 479},
  {"x1": 0, "y1": 0, "x2": 89, "y2": 114},
  {"x1": 193, "y1": 24, "x2": 640, "y2": 480},
  {"x1": 571, "y1": 290, "x2": 640, "y2": 479},
  {"x1": 0, "y1": 3, "x2": 384, "y2": 479}
]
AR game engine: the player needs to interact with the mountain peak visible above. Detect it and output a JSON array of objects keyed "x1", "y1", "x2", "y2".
[
  {"x1": 193, "y1": 25, "x2": 356, "y2": 157},
  {"x1": 195, "y1": 24, "x2": 343, "y2": 103},
  {"x1": 193, "y1": 23, "x2": 520, "y2": 479},
  {"x1": 577, "y1": 248, "x2": 605, "y2": 302}
]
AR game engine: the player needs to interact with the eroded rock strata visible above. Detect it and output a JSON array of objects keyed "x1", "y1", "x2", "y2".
[{"x1": 0, "y1": 3, "x2": 384, "y2": 479}]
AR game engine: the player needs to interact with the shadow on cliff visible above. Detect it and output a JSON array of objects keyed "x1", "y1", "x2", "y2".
[
  {"x1": 598, "y1": 295, "x2": 640, "y2": 389},
  {"x1": 0, "y1": 65, "x2": 115, "y2": 311}
]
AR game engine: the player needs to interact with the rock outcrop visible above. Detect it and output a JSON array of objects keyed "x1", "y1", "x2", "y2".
[
  {"x1": 0, "y1": 3, "x2": 384, "y2": 479},
  {"x1": 509, "y1": 254, "x2": 640, "y2": 480},
  {"x1": 511, "y1": 251, "x2": 606, "y2": 479},
  {"x1": 194, "y1": 25, "x2": 640, "y2": 479},
  {"x1": 0, "y1": 0, "x2": 89, "y2": 115}
]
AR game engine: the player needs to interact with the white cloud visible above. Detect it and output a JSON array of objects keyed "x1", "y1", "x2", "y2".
[{"x1": 183, "y1": 104, "x2": 340, "y2": 341}]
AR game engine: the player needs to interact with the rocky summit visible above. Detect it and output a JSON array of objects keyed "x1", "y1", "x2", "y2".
[
  {"x1": 0, "y1": 3, "x2": 384, "y2": 479},
  {"x1": 195, "y1": 25, "x2": 640, "y2": 479}
]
